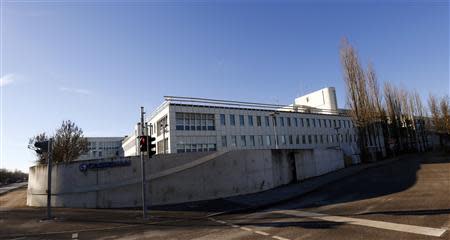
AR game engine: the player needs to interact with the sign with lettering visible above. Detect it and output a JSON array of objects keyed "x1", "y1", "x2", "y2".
[{"x1": 79, "y1": 160, "x2": 131, "y2": 172}]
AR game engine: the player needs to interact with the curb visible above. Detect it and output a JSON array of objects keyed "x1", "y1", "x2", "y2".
[
  {"x1": 0, "y1": 184, "x2": 28, "y2": 196},
  {"x1": 210, "y1": 155, "x2": 405, "y2": 217}
]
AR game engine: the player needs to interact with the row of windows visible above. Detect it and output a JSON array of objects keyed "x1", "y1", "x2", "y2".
[
  {"x1": 176, "y1": 113, "x2": 216, "y2": 131},
  {"x1": 221, "y1": 133, "x2": 357, "y2": 147},
  {"x1": 220, "y1": 114, "x2": 353, "y2": 129},
  {"x1": 176, "y1": 143, "x2": 217, "y2": 153}
]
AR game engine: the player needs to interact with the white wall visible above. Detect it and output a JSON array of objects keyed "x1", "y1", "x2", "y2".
[{"x1": 294, "y1": 87, "x2": 338, "y2": 111}]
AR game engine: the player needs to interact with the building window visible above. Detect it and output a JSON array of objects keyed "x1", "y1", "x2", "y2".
[
  {"x1": 334, "y1": 119, "x2": 337, "y2": 128},
  {"x1": 177, "y1": 144, "x2": 185, "y2": 153},
  {"x1": 230, "y1": 114, "x2": 236, "y2": 126},
  {"x1": 301, "y1": 118, "x2": 304, "y2": 127},
  {"x1": 312, "y1": 119, "x2": 316, "y2": 128},
  {"x1": 208, "y1": 144, "x2": 217, "y2": 151},
  {"x1": 324, "y1": 119, "x2": 327, "y2": 128},
  {"x1": 294, "y1": 118, "x2": 298, "y2": 127},
  {"x1": 201, "y1": 114, "x2": 206, "y2": 130},
  {"x1": 272, "y1": 116, "x2": 277, "y2": 126},
  {"x1": 220, "y1": 114, "x2": 226, "y2": 126},
  {"x1": 176, "y1": 113, "x2": 184, "y2": 130},
  {"x1": 266, "y1": 136, "x2": 271, "y2": 146},
  {"x1": 289, "y1": 135, "x2": 293, "y2": 145},
  {"x1": 314, "y1": 135, "x2": 318, "y2": 144},
  {"x1": 231, "y1": 136, "x2": 237, "y2": 147},
  {"x1": 296, "y1": 135, "x2": 300, "y2": 144},
  {"x1": 318, "y1": 119, "x2": 322, "y2": 127},
  {"x1": 239, "y1": 115, "x2": 245, "y2": 126},
  {"x1": 195, "y1": 114, "x2": 201, "y2": 130},
  {"x1": 308, "y1": 135, "x2": 312, "y2": 144},
  {"x1": 281, "y1": 135, "x2": 286, "y2": 145},
  {"x1": 240, "y1": 135, "x2": 246, "y2": 146},
  {"x1": 256, "y1": 116, "x2": 262, "y2": 126},
  {"x1": 320, "y1": 135, "x2": 324, "y2": 144},
  {"x1": 265, "y1": 116, "x2": 270, "y2": 126},
  {"x1": 207, "y1": 115, "x2": 215, "y2": 130},
  {"x1": 221, "y1": 136, "x2": 227, "y2": 147},
  {"x1": 302, "y1": 135, "x2": 306, "y2": 144},
  {"x1": 248, "y1": 115, "x2": 254, "y2": 126},
  {"x1": 258, "y1": 135, "x2": 264, "y2": 146},
  {"x1": 250, "y1": 135, "x2": 255, "y2": 146},
  {"x1": 287, "y1": 117, "x2": 291, "y2": 127},
  {"x1": 306, "y1": 118, "x2": 310, "y2": 127},
  {"x1": 280, "y1": 117, "x2": 285, "y2": 127}
]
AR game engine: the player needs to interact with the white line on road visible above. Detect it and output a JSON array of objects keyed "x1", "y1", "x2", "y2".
[
  {"x1": 254, "y1": 230, "x2": 270, "y2": 236},
  {"x1": 71, "y1": 233, "x2": 78, "y2": 239},
  {"x1": 272, "y1": 236, "x2": 290, "y2": 240},
  {"x1": 240, "y1": 227, "x2": 253, "y2": 231},
  {"x1": 272, "y1": 209, "x2": 447, "y2": 237}
]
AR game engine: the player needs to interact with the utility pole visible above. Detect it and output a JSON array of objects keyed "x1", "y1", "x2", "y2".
[
  {"x1": 140, "y1": 107, "x2": 148, "y2": 220},
  {"x1": 46, "y1": 138, "x2": 53, "y2": 220}
]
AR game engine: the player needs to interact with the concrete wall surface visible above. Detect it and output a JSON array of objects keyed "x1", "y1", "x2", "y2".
[{"x1": 27, "y1": 148, "x2": 345, "y2": 208}]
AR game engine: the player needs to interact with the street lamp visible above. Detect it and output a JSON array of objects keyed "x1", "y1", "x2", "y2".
[
  {"x1": 270, "y1": 112, "x2": 279, "y2": 149},
  {"x1": 160, "y1": 122, "x2": 168, "y2": 154}
]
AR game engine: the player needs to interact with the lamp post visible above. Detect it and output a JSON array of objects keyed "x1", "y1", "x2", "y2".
[
  {"x1": 160, "y1": 122, "x2": 168, "y2": 154},
  {"x1": 270, "y1": 112, "x2": 279, "y2": 149}
]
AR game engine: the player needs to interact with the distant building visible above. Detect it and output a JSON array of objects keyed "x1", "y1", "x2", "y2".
[
  {"x1": 77, "y1": 137, "x2": 125, "y2": 161},
  {"x1": 123, "y1": 87, "x2": 359, "y2": 157}
]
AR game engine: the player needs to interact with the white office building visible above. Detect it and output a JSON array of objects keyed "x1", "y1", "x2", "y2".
[
  {"x1": 123, "y1": 87, "x2": 359, "y2": 157},
  {"x1": 77, "y1": 137, "x2": 125, "y2": 161}
]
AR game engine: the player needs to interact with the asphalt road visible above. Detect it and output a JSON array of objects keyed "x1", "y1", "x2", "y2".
[
  {"x1": 0, "y1": 182, "x2": 27, "y2": 195},
  {"x1": 1, "y1": 152, "x2": 449, "y2": 240}
]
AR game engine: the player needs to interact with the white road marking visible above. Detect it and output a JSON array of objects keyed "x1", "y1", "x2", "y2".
[
  {"x1": 254, "y1": 230, "x2": 270, "y2": 236},
  {"x1": 216, "y1": 220, "x2": 227, "y2": 224},
  {"x1": 272, "y1": 209, "x2": 447, "y2": 237},
  {"x1": 272, "y1": 236, "x2": 290, "y2": 240},
  {"x1": 240, "y1": 227, "x2": 253, "y2": 231},
  {"x1": 230, "y1": 224, "x2": 240, "y2": 228},
  {"x1": 71, "y1": 233, "x2": 78, "y2": 239}
]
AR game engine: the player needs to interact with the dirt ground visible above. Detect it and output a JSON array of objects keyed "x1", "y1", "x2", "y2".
[{"x1": 0, "y1": 187, "x2": 27, "y2": 209}]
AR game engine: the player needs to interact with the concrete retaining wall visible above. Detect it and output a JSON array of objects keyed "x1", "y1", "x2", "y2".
[{"x1": 27, "y1": 148, "x2": 344, "y2": 208}]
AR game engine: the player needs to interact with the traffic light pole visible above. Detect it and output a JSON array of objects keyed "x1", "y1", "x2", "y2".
[
  {"x1": 140, "y1": 107, "x2": 148, "y2": 220},
  {"x1": 46, "y1": 138, "x2": 53, "y2": 220}
]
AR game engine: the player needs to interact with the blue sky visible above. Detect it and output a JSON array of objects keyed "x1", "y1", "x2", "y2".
[{"x1": 1, "y1": 1, "x2": 448, "y2": 172}]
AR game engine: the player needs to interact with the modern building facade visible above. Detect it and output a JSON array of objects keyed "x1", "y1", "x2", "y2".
[
  {"x1": 123, "y1": 87, "x2": 359, "y2": 158},
  {"x1": 77, "y1": 137, "x2": 125, "y2": 161}
]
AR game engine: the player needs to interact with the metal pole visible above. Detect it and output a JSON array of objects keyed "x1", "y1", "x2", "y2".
[
  {"x1": 140, "y1": 107, "x2": 147, "y2": 219},
  {"x1": 47, "y1": 138, "x2": 52, "y2": 219}
]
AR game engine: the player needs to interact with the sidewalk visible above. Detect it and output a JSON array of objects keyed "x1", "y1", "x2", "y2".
[
  {"x1": 207, "y1": 156, "x2": 403, "y2": 216},
  {"x1": 0, "y1": 182, "x2": 28, "y2": 195}
]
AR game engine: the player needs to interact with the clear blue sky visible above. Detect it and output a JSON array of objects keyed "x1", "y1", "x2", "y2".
[{"x1": 1, "y1": 1, "x2": 448, "y2": 172}]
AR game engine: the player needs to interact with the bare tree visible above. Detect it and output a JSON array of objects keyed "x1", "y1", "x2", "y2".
[{"x1": 29, "y1": 120, "x2": 89, "y2": 164}]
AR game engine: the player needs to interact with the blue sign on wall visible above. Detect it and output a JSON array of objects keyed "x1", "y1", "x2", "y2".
[{"x1": 79, "y1": 160, "x2": 131, "y2": 172}]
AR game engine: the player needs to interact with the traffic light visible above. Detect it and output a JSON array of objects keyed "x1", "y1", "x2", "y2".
[
  {"x1": 139, "y1": 136, "x2": 148, "y2": 152},
  {"x1": 34, "y1": 141, "x2": 49, "y2": 154},
  {"x1": 148, "y1": 136, "x2": 156, "y2": 158}
]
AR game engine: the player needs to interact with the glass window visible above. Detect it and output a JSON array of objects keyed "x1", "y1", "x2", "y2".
[
  {"x1": 266, "y1": 136, "x2": 271, "y2": 146},
  {"x1": 287, "y1": 117, "x2": 291, "y2": 127},
  {"x1": 207, "y1": 114, "x2": 215, "y2": 130},
  {"x1": 302, "y1": 135, "x2": 306, "y2": 144},
  {"x1": 176, "y1": 113, "x2": 184, "y2": 130},
  {"x1": 196, "y1": 114, "x2": 201, "y2": 130},
  {"x1": 248, "y1": 115, "x2": 254, "y2": 126},
  {"x1": 239, "y1": 115, "x2": 245, "y2": 126},
  {"x1": 231, "y1": 136, "x2": 237, "y2": 147},
  {"x1": 281, "y1": 135, "x2": 286, "y2": 145},
  {"x1": 190, "y1": 114, "x2": 196, "y2": 130},
  {"x1": 230, "y1": 114, "x2": 236, "y2": 126},
  {"x1": 339, "y1": 120, "x2": 342, "y2": 128},
  {"x1": 296, "y1": 135, "x2": 300, "y2": 144},
  {"x1": 333, "y1": 119, "x2": 337, "y2": 128},
  {"x1": 220, "y1": 114, "x2": 226, "y2": 126},
  {"x1": 201, "y1": 114, "x2": 207, "y2": 130},
  {"x1": 314, "y1": 135, "x2": 318, "y2": 144},
  {"x1": 294, "y1": 118, "x2": 298, "y2": 127},
  {"x1": 280, "y1": 117, "x2": 285, "y2": 126},
  {"x1": 312, "y1": 119, "x2": 316, "y2": 128},
  {"x1": 256, "y1": 116, "x2": 262, "y2": 126},
  {"x1": 241, "y1": 135, "x2": 246, "y2": 146},
  {"x1": 324, "y1": 119, "x2": 327, "y2": 128},
  {"x1": 301, "y1": 118, "x2": 304, "y2": 127},
  {"x1": 221, "y1": 136, "x2": 227, "y2": 147},
  {"x1": 191, "y1": 144, "x2": 197, "y2": 152},
  {"x1": 208, "y1": 144, "x2": 216, "y2": 151},
  {"x1": 306, "y1": 118, "x2": 310, "y2": 127},
  {"x1": 320, "y1": 135, "x2": 324, "y2": 144},
  {"x1": 272, "y1": 116, "x2": 277, "y2": 126},
  {"x1": 308, "y1": 135, "x2": 312, "y2": 144},
  {"x1": 250, "y1": 135, "x2": 255, "y2": 146},
  {"x1": 184, "y1": 113, "x2": 190, "y2": 130},
  {"x1": 258, "y1": 135, "x2": 264, "y2": 146},
  {"x1": 318, "y1": 119, "x2": 322, "y2": 127},
  {"x1": 176, "y1": 144, "x2": 185, "y2": 153},
  {"x1": 203, "y1": 144, "x2": 208, "y2": 152},
  {"x1": 265, "y1": 116, "x2": 270, "y2": 126},
  {"x1": 289, "y1": 135, "x2": 293, "y2": 144}
]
